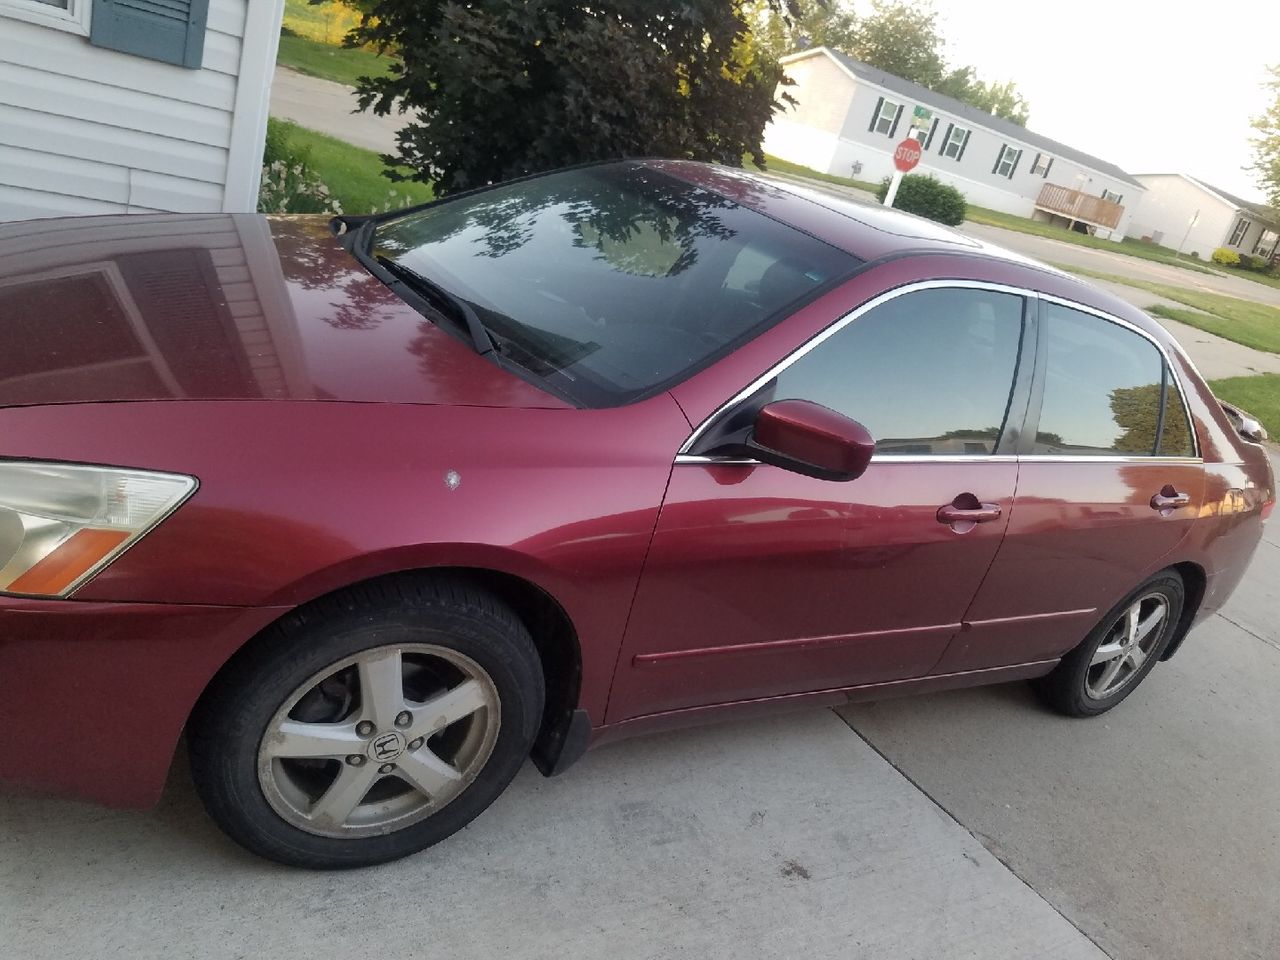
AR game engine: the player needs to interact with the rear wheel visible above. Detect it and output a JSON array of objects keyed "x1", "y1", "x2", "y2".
[
  {"x1": 189, "y1": 578, "x2": 544, "y2": 869},
  {"x1": 1033, "y1": 572, "x2": 1184, "y2": 717}
]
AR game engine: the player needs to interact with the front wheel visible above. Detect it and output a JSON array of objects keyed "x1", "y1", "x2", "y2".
[
  {"x1": 188, "y1": 578, "x2": 544, "y2": 869},
  {"x1": 1032, "y1": 572, "x2": 1184, "y2": 717}
]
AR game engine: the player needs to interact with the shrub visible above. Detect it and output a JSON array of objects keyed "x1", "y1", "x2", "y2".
[
  {"x1": 1237, "y1": 253, "x2": 1268, "y2": 272},
  {"x1": 875, "y1": 174, "x2": 967, "y2": 226},
  {"x1": 1211, "y1": 247, "x2": 1241, "y2": 266},
  {"x1": 257, "y1": 118, "x2": 342, "y2": 214}
]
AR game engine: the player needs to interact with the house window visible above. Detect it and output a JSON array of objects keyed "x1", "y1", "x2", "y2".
[
  {"x1": 1228, "y1": 218, "x2": 1252, "y2": 247},
  {"x1": 1254, "y1": 229, "x2": 1279, "y2": 258},
  {"x1": 1101, "y1": 189, "x2": 1124, "y2": 205},
  {"x1": 940, "y1": 124, "x2": 970, "y2": 160},
  {"x1": 871, "y1": 98, "x2": 901, "y2": 136},
  {"x1": 0, "y1": 0, "x2": 90, "y2": 34},
  {"x1": 1031, "y1": 153, "x2": 1054, "y2": 177},
  {"x1": 993, "y1": 144, "x2": 1021, "y2": 179}
]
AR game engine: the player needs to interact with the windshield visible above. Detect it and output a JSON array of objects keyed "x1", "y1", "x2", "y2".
[{"x1": 371, "y1": 163, "x2": 859, "y2": 406}]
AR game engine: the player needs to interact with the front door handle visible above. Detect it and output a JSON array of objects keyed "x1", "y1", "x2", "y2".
[
  {"x1": 1150, "y1": 486, "x2": 1191, "y2": 515},
  {"x1": 937, "y1": 494, "x2": 1002, "y2": 533}
]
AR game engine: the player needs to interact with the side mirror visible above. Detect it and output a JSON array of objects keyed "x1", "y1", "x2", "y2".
[{"x1": 745, "y1": 400, "x2": 876, "y2": 481}]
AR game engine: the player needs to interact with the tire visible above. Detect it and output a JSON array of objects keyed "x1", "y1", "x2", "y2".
[
  {"x1": 1032, "y1": 571, "x2": 1184, "y2": 718},
  {"x1": 188, "y1": 576, "x2": 544, "y2": 869}
]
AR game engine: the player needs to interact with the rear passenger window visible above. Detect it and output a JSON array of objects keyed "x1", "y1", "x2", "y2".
[
  {"x1": 770, "y1": 288, "x2": 1025, "y2": 455},
  {"x1": 1033, "y1": 304, "x2": 1191, "y2": 456}
]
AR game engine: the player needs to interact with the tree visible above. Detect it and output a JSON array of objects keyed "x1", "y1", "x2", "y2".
[
  {"x1": 1250, "y1": 64, "x2": 1280, "y2": 208},
  {"x1": 750, "y1": 0, "x2": 1032, "y2": 126},
  {"x1": 347, "y1": 1, "x2": 804, "y2": 195},
  {"x1": 745, "y1": 0, "x2": 857, "y2": 62},
  {"x1": 848, "y1": 0, "x2": 946, "y2": 89},
  {"x1": 962, "y1": 78, "x2": 1031, "y2": 127}
]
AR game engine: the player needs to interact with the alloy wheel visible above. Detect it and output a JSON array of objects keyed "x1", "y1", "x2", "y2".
[
  {"x1": 1084, "y1": 593, "x2": 1169, "y2": 700},
  {"x1": 256, "y1": 643, "x2": 501, "y2": 838}
]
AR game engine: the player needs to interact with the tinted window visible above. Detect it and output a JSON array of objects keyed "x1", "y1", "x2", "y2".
[
  {"x1": 1034, "y1": 304, "x2": 1170, "y2": 456},
  {"x1": 768, "y1": 288, "x2": 1025, "y2": 455},
  {"x1": 1159, "y1": 375, "x2": 1196, "y2": 457},
  {"x1": 373, "y1": 164, "x2": 858, "y2": 406}
]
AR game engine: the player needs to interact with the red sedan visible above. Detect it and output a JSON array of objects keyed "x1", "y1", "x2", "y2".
[{"x1": 0, "y1": 161, "x2": 1272, "y2": 868}]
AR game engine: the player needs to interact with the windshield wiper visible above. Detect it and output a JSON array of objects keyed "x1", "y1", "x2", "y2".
[{"x1": 375, "y1": 255, "x2": 495, "y2": 357}]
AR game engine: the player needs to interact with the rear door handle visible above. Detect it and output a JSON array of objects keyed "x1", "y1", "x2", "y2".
[{"x1": 1150, "y1": 486, "x2": 1191, "y2": 515}]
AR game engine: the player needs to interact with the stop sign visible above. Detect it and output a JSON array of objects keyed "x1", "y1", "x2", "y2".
[{"x1": 893, "y1": 138, "x2": 922, "y2": 173}]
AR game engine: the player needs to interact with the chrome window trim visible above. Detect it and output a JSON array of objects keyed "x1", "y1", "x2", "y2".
[
  {"x1": 675, "y1": 279, "x2": 1203, "y2": 464},
  {"x1": 1035, "y1": 292, "x2": 1201, "y2": 460}
]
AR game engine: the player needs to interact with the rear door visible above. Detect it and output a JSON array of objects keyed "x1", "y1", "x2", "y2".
[
  {"x1": 936, "y1": 297, "x2": 1205, "y2": 673},
  {"x1": 607, "y1": 284, "x2": 1032, "y2": 722}
]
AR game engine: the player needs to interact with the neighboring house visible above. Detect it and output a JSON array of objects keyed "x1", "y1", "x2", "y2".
[
  {"x1": 0, "y1": 0, "x2": 285, "y2": 221},
  {"x1": 766, "y1": 47, "x2": 1145, "y2": 240},
  {"x1": 1128, "y1": 174, "x2": 1280, "y2": 262}
]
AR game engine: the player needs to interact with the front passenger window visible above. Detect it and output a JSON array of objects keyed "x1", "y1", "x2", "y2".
[{"x1": 769, "y1": 288, "x2": 1026, "y2": 455}]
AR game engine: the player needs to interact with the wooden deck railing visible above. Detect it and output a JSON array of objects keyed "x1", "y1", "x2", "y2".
[{"x1": 1034, "y1": 183, "x2": 1124, "y2": 230}]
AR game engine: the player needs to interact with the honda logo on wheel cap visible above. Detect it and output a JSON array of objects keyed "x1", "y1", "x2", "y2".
[{"x1": 368, "y1": 731, "x2": 406, "y2": 762}]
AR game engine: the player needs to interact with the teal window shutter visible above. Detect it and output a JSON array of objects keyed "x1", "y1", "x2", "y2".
[{"x1": 90, "y1": 0, "x2": 211, "y2": 69}]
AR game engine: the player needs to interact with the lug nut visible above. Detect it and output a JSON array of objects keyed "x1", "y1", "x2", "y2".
[
  {"x1": 346, "y1": 755, "x2": 365, "y2": 766},
  {"x1": 395, "y1": 711, "x2": 412, "y2": 728},
  {"x1": 378, "y1": 763, "x2": 396, "y2": 774},
  {"x1": 356, "y1": 721, "x2": 375, "y2": 737},
  {"x1": 408, "y1": 737, "x2": 425, "y2": 751}
]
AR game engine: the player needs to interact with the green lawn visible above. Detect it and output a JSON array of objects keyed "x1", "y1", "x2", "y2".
[
  {"x1": 277, "y1": 32, "x2": 393, "y2": 87},
  {"x1": 1047, "y1": 265, "x2": 1280, "y2": 355},
  {"x1": 269, "y1": 119, "x2": 432, "y2": 214},
  {"x1": 750, "y1": 155, "x2": 880, "y2": 194},
  {"x1": 282, "y1": 0, "x2": 360, "y2": 44},
  {"x1": 1207, "y1": 374, "x2": 1280, "y2": 438}
]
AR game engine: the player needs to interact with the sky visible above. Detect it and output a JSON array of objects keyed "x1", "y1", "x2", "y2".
[{"x1": 866, "y1": 1, "x2": 1278, "y2": 202}]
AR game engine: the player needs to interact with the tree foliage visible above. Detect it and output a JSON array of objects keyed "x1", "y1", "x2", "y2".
[
  {"x1": 1250, "y1": 64, "x2": 1280, "y2": 208},
  {"x1": 750, "y1": 0, "x2": 1031, "y2": 126},
  {"x1": 346, "y1": 1, "x2": 805, "y2": 195}
]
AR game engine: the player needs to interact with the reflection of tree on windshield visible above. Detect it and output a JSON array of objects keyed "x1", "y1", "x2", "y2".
[{"x1": 376, "y1": 166, "x2": 739, "y2": 277}]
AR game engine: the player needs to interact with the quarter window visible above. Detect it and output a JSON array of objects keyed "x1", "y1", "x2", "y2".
[
  {"x1": 1032, "y1": 303, "x2": 1188, "y2": 456},
  {"x1": 1228, "y1": 218, "x2": 1251, "y2": 246},
  {"x1": 765, "y1": 288, "x2": 1026, "y2": 456}
]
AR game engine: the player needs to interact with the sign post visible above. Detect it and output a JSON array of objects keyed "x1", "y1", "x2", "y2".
[{"x1": 884, "y1": 137, "x2": 922, "y2": 208}]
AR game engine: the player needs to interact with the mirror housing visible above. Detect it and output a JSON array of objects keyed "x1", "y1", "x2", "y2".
[{"x1": 745, "y1": 400, "x2": 875, "y2": 481}]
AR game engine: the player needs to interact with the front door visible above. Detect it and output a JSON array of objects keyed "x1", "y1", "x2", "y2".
[
  {"x1": 936, "y1": 298, "x2": 1205, "y2": 672},
  {"x1": 606, "y1": 285, "x2": 1032, "y2": 722}
]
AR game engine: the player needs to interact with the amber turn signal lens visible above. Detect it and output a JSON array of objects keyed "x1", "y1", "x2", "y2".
[{"x1": 6, "y1": 529, "x2": 131, "y2": 596}]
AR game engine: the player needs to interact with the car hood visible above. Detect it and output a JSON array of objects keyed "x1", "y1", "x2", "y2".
[{"x1": 0, "y1": 213, "x2": 568, "y2": 409}]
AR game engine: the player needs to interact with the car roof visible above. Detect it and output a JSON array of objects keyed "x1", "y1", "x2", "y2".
[{"x1": 645, "y1": 159, "x2": 1182, "y2": 351}]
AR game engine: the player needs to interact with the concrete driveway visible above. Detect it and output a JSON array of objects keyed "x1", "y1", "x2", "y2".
[{"x1": 3, "y1": 451, "x2": 1277, "y2": 958}]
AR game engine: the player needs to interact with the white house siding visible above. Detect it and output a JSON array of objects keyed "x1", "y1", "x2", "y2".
[
  {"x1": 0, "y1": 0, "x2": 282, "y2": 221},
  {"x1": 765, "y1": 49, "x2": 1143, "y2": 240},
  {"x1": 1128, "y1": 175, "x2": 1237, "y2": 258}
]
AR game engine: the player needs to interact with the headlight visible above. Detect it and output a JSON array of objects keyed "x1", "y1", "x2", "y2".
[{"x1": 0, "y1": 461, "x2": 196, "y2": 598}]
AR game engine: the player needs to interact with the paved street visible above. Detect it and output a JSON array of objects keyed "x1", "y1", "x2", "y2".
[
  {"x1": 270, "y1": 66, "x2": 404, "y2": 155},
  {"x1": 2, "y1": 451, "x2": 1277, "y2": 958}
]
